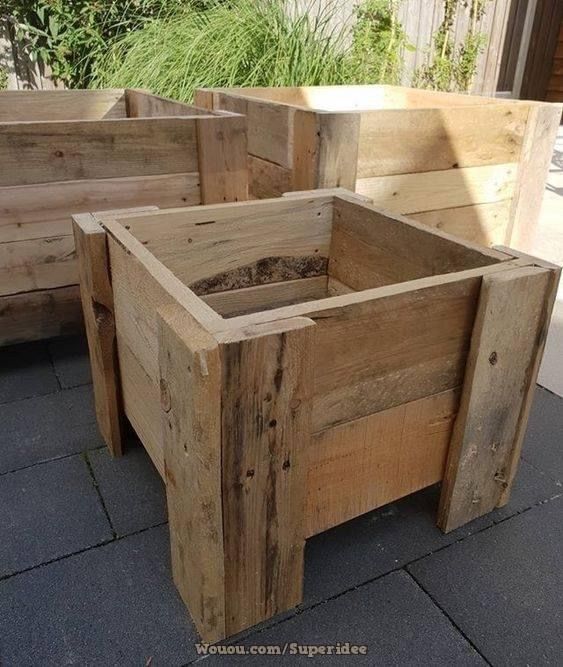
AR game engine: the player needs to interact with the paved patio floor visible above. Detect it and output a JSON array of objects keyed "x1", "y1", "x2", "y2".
[{"x1": 0, "y1": 335, "x2": 562, "y2": 666}]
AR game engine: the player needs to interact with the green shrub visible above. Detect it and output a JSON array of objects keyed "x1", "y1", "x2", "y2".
[
  {"x1": 92, "y1": 0, "x2": 352, "y2": 101},
  {"x1": 1, "y1": 1, "x2": 186, "y2": 87},
  {"x1": 347, "y1": 0, "x2": 410, "y2": 85}
]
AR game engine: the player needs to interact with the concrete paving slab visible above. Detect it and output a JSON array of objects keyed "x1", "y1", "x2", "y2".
[
  {"x1": 0, "y1": 341, "x2": 58, "y2": 404},
  {"x1": 48, "y1": 335, "x2": 91, "y2": 389},
  {"x1": 303, "y1": 459, "x2": 559, "y2": 605},
  {"x1": 201, "y1": 571, "x2": 486, "y2": 666},
  {"x1": 521, "y1": 387, "x2": 563, "y2": 482},
  {"x1": 0, "y1": 384, "x2": 104, "y2": 474},
  {"x1": 88, "y1": 443, "x2": 167, "y2": 536},
  {"x1": 408, "y1": 496, "x2": 563, "y2": 666},
  {"x1": 0, "y1": 525, "x2": 197, "y2": 667},
  {"x1": 0, "y1": 455, "x2": 112, "y2": 577}
]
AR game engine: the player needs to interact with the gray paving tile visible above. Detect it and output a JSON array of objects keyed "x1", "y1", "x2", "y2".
[
  {"x1": 0, "y1": 341, "x2": 59, "y2": 404},
  {"x1": 0, "y1": 384, "x2": 104, "y2": 474},
  {"x1": 303, "y1": 459, "x2": 559, "y2": 604},
  {"x1": 521, "y1": 386, "x2": 563, "y2": 482},
  {"x1": 88, "y1": 443, "x2": 167, "y2": 536},
  {"x1": 408, "y1": 496, "x2": 563, "y2": 666},
  {"x1": 0, "y1": 525, "x2": 197, "y2": 666},
  {"x1": 201, "y1": 571, "x2": 485, "y2": 666},
  {"x1": 48, "y1": 335, "x2": 92, "y2": 389},
  {"x1": 0, "y1": 455, "x2": 112, "y2": 577}
]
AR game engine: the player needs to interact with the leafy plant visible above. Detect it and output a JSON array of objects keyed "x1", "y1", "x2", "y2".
[
  {"x1": 1, "y1": 1, "x2": 186, "y2": 87},
  {"x1": 413, "y1": 0, "x2": 490, "y2": 92},
  {"x1": 93, "y1": 0, "x2": 352, "y2": 101},
  {"x1": 348, "y1": 0, "x2": 411, "y2": 85}
]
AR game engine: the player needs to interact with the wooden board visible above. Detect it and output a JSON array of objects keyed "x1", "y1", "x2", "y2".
[
  {"x1": 508, "y1": 103, "x2": 563, "y2": 249},
  {"x1": 220, "y1": 318, "x2": 313, "y2": 635},
  {"x1": 72, "y1": 213, "x2": 122, "y2": 456},
  {"x1": 355, "y1": 163, "x2": 518, "y2": 214},
  {"x1": 357, "y1": 105, "x2": 528, "y2": 178},
  {"x1": 202, "y1": 276, "x2": 328, "y2": 317},
  {"x1": 214, "y1": 92, "x2": 293, "y2": 168},
  {"x1": 249, "y1": 155, "x2": 291, "y2": 198},
  {"x1": 125, "y1": 89, "x2": 210, "y2": 117},
  {"x1": 159, "y1": 305, "x2": 226, "y2": 642},
  {"x1": 196, "y1": 115, "x2": 248, "y2": 204},
  {"x1": 411, "y1": 200, "x2": 512, "y2": 247},
  {"x1": 438, "y1": 266, "x2": 554, "y2": 532},
  {"x1": 123, "y1": 196, "x2": 333, "y2": 286},
  {"x1": 0, "y1": 172, "x2": 201, "y2": 243},
  {"x1": 0, "y1": 118, "x2": 201, "y2": 186},
  {"x1": 0, "y1": 285, "x2": 83, "y2": 346},
  {"x1": 328, "y1": 198, "x2": 504, "y2": 290},
  {"x1": 0, "y1": 89, "x2": 126, "y2": 122},
  {"x1": 306, "y1": 388, "x2": 459, "y2": 536}
]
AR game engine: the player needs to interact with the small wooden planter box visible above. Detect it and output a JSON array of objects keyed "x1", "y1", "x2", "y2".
[
  {"x1": 195, "y1": 84, "x2": 562, "y2": 248},
  {"x1": 74, "y1": 189, "x2": 559, "y2": 642},
  {"x1": 0, "y1": 88, "x2": 247, "y2": 345}
]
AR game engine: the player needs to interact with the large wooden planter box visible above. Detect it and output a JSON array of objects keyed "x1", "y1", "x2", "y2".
[
  {"x1": 73, "y1": 189, "x2": 559, "y2": 642},
  {"x1": 0, "y1": 88, "x2": 247, "y2": 345},
  {"x1": 195, "y1": 84, "x2": 561, "y2": 248}
]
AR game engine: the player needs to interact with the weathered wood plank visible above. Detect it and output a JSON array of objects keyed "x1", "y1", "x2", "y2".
[
  {"x1": 73, "y1": 213, "x2": 122, "y2": 457},
  {"x1": 306, "y1": 388, "x2": 460, "y2": 536},
  {"x1": 438, "y1": 266, "x2": 556, "y2": 532},
  {"x1": 196, "y1": 114, "x2": 248, "y2": 204},
  {"x1": 0, "y1": 89, "x2": 126, "y2": 122},
  {"x1": 508, "y1": 103, "x2": 563, "y2": 248},
  {"x1": 202, "y1": 276, "x2": 328, "y2": 318},
  {"x1": 0, "y1": 285, "x2": 83, "y2": 346},
  {"x1": 0, "y1": 118, "x2": 200, "y2": 186},
  {"x1": 159, "y1": 304, "x2": 226, "y2": 642},
  {"x1": 357, "y1": 104, "x2": 528, "y2": 178},
  {"x1": 355, "y1": 163, "x2": 518, "y2": 214},
  {"x1": 328, "y1": 198, "x2": 505, "y2": 291},
  {"x1": 220, "y1": 318, "x2": 313, "y2": 635},
  {"x1": 411, "y1": 200, "x2": 512, "y2": 247},
  {"x1": 0, "y1": 172, "x2": 201, "y2": 243},
  {"x1": 125, "y1": 89, "x2": 210, "y2": 117}
]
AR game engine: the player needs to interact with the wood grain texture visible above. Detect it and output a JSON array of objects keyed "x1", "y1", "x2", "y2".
[
  {"x1": 356, "y1": 104, "x2": 528, "y2": 178},
  {"x1": 508, "y1": 103, "x2": 562, "y2": 249},
  {"x1": 438, "y1": 266, "x2": 555, "y2": 532},
  {"x1": 0, "y1": 173, "x2": 201, "y2": 243},
  {"x1": 0, "y1": 285, "x2": 83, "y2": 346},
  {"x1": 355, "y1": 163, "x2": 518, "y2": 214},
  {"x1": 306, "y1": 388, "x2": 460, "y2": 536},
  {"x1": 0, "y1": 118, "x2": 200, "y2": 186},
  {"x1": 125, "y1": 89, "x2": 210, "y2": 117},
  {"x1": 328, "y1": 198, "x2": 504, "y2": 291},
  {"x1": 411, "y1": 200, "x2": 512, "y2": 246},
  {"x1": 220, "y1": 318, "x2": 314, "y2": 635},
  {"x1": 0, "y1": 89, "x2": 126, "y2": 122},
  {"x1": 248, "y1": 155, "x2": 291, "y2": 198},
  {"x1": 159, "y1": 304, "x2": 226, "y2": 642},
  {"x1": 196, "y1": 115, "x2": 248, "y2": 204},
  {"x1": 72, "y1": 213, "x2": 122, "y2": 456}
]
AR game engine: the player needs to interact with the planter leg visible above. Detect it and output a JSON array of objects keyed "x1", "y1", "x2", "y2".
[
  {"x1": 159, "y1": 309, "x2": 314, "y2": 641},
  {"x1": 158, "y1": 305, "x2": 226, "y2": 642},
  {"x1": 219, "y1": 318, "x2": 314, "y2": 637},
  {"x1": 72, "y1": 213, "x2": 123, "y2": 457},
  {"x1": 438, "y1": 265, "x2": 559, "y2": 533}
]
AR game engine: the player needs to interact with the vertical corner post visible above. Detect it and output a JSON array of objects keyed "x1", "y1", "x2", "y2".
[
  {"x1": 438, "y1": 265, "x2": 559, "y2": 532},
  {"x1": 218, "y1": 317, "x2": 314, "y2": 636},
  {"x1": 72, "y1": 213, "x2": 123, "y2": 457}
]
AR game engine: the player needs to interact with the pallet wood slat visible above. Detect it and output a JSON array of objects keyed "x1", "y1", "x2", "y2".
[
  {"x1": 75, "y1": 190, "x2": 556, "y2": 642},
  {"x1": 0, "y1": 88, "x2": 248, "y2": 345},
  {"x1": 196, "y1": 84, "x2": 561, "y2": 247},
  {"x1": 438, "y1": 265, "x2": 559, "y2": 532}
]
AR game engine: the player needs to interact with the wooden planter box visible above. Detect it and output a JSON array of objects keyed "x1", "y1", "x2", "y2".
[
  {"x1": 0, "y1": 88, "x2": 247, "y2": 345},
  {"x1": 195, "y1": 84, "x2": 562, "y2": 248},
  {"x1": 73, "y1": 189, "x2": 559, "y2": 642}
]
